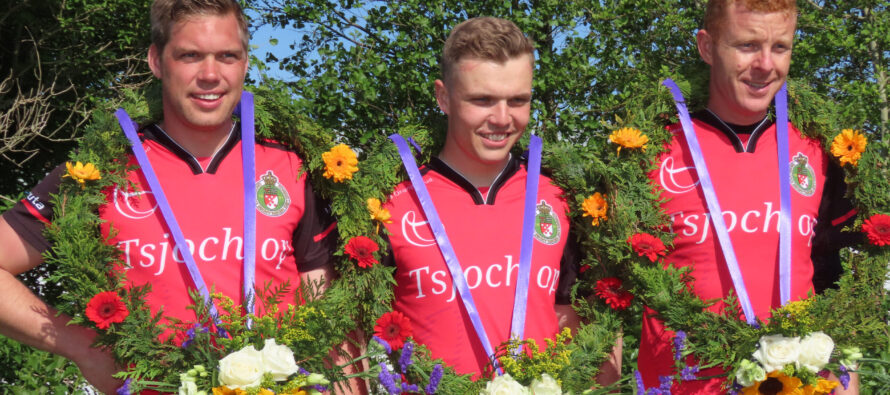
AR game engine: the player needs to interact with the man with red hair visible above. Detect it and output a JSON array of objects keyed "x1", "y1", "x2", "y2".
[{"x1": 639, "y1": 0, "x2": 859, "y2": 393}]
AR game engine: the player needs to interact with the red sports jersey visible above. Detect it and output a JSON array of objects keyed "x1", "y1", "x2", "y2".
[
  {"x1": 5, "y1": 124, "x2": 334, "y2": 331},
  {"x1": 383, "y1": 156, "x2": 576, "y2": 376},
  {"x1": 639, "y1": 113, "x2": 843, "y2": 393}
]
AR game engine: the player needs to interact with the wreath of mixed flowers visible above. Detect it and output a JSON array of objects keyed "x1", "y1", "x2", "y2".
[{"x1": 35, "y1": 71, "x2": 888, "y2": 394}]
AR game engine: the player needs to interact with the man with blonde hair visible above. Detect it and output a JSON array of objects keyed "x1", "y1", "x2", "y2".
[
  {"x1": 638, "y1": 0, "x2": 858, "y2": 393},
  {"x1": 382, "y1": 17, "x2": 620, "y2": 382},
  {"x1": 0, "y1": 0, "x2": 338, "y2": 392}
]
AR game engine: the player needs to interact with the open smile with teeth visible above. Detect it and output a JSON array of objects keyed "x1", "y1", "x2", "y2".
[
  {"x1": 745, "y1": 81, "x2": 769, "y2": 89},
  {"x1": 195, "y1": 93, "x2": 221, "y2": 100},
  {"x1": 483, "y1": 133, "x2": 509, "y2": 142}
]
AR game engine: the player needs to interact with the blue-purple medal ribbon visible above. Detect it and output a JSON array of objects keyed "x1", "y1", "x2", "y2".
[
  {"x1": 114, "y1": 91, "x2": 258, "y2": 332},
  {"x1": 389, "y1": 133, "x2": 542, "y2": 374},
  {"x1": 662, "y1": 79, "x2": 793, "y2": 325}
]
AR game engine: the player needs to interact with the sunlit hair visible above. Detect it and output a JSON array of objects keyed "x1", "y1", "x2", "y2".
[
  {"x1": 704, "y1": 0, "x2": 797, "y2": 37},
  {"x1": 440, "y1": 17, "x2": 535, "y2": 83},
  {"x1": 150, "y1": 0, "x2": 249, "y2": 53}
]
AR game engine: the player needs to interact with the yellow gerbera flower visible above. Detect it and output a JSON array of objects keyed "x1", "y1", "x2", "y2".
[
  {"x1": 367, "y1": 197, "x2": 392, "y2": 232},
  {"x1": 322, "y1": 143, "x2": 359, "y2": 182},
  {"x1": 63, "y1": 161, "x2": 101, "y2": 187},
  {"x1": 609, "y1": 127, "x2": 649, "y2": 155},
  {"x1": 741, "y1": 371, "x2": 803, "y2": 395},
  {"x1": 212, "y1": 387, "x2": 247, "y2": 395},
  {"x1": 830, "y1": 129, "x2": 867, "y2": 166},
  {"x1": 581, "y1": 192, "x2": 608, "y2": 226}
]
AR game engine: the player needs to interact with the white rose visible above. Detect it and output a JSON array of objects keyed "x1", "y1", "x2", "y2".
[
  {"x1": 481, "y1": 373, "x2": 529, "y2": 395},
  {"x1": 529, "y1": 373, "x2": 562, "y2": 395},
  {"x1": 218, "y1": 345, "x2": 264, "y2": 389},
  {"x1": 751, "y1": 334, "x2": 801, "y2": 373},
  {"x1": 260, "y1": 338, "x2": 299, "y2": 381},
  {"x1": 798, "y1": 331, "x2": 834, "y2": 372}
]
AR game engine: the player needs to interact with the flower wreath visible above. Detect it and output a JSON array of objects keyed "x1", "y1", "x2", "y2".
[
  {"x1": 551, "y1": 75, "x2": 890, "y2": 394},
  {"x1": 39, "y1": 82, "x2": 622, "y2": 394}
]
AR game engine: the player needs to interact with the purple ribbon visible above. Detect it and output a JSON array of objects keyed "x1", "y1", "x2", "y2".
[
  {"x1": 115, "y1": 91, "x2": 257, "y2": 330},
  {"x1": 662, "y1": 79, "x2": 793, "y2": 324},
  {"x1": 389, "y1": 133, "x2": 543, "y2": 374}
]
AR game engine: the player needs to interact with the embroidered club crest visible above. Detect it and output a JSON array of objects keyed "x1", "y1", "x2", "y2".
[
  {"x1": 534, "y1": 200, "x2": 561, "y2": 245},
  {"x1": 790, "y1": 152, "x2": 816, "y2": 197},
  {"x1": 256, "y1": 170, "x2": 290, "y2": 217}
]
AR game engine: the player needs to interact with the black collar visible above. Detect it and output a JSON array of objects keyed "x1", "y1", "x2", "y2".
[
  {"x1": 138, "y1": 123, "x2": 240, "y2": 175},
  {"x1": 425, "y1": 155, "x2": 521, "y2": 205},
  {"x1": 693, "y1": 110, "x2": 774, "y2": 153}
]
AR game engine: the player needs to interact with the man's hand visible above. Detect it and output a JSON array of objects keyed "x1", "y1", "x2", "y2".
[{"x1": 70, "y1": 338, "x2": 124, "y2": 394}]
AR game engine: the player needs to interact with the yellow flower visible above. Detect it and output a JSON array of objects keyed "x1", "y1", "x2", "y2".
[
  {"x1": 367, "y1": 197, "x2": 392, "y2": 232},
  {"x1": 322, "y1": 144, "x2": 359, "y2": 182},
  {"x1": 741, "y1": 371, "x2": 803, "y2": 395},
  {"x1": 64, "y1": 161, "x2": 101, "y2": 187},
  {"x1": 212, "y1": 387, "x2": 247, "y2": 395},
  {"x1": 801, "y1": 379, "x2": 839, "y2": 395},
  {"x1": 830, "y1": 129, "x2": 867, "y2": 166},
  {"x1": 581, "y1": 192, "x2": 608, "y2": 226},
  {"x1": 609, "y1": 127, "x2": 649, "y2": 155}
]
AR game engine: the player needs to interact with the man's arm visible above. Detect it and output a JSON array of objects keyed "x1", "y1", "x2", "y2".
[{"x1": 0, "y1": 217, "x2": 122, "y2": 394}]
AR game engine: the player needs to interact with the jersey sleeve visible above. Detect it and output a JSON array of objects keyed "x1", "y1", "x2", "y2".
[
  {"x1": 811, "y1": 160, "x2": 861, "y2": 293},
  {"x1": 291, "y1": 180, "x2": 338, "y2": 272},
  {"x1": 2, "y1": 164, "x2": 67, "y2": 254},
  {"x1": 555, "y1": 234, "x2": 581, "y2": 305}
]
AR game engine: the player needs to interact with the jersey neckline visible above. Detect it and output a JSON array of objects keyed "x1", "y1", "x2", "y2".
[
  {"x1": 139, "y1": 122, "x2": 240, "y2": 175},
  {"x1": 425, "y1": 155, "x2": 521, "y2": 206}
]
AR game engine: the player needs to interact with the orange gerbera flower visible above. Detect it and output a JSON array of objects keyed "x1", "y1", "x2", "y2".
[
  {"x1": 801, "y1": 378, "x2": 839, "y2": 395},
  {"x1": 64, "y1": 161, "x2": 101, "y2": 187},
  {"x1": 582, "y1": 192, "x2": 608, "y2": 226},
  {"x1": 609, "y1": 127, "x2": 649, "y2": 155},
  {"x1": 830, "y1": 129, "x2": 867, "y2": 166},
  {"x1": 322, "y1": 143, "x2": 359, "y2": 182}
]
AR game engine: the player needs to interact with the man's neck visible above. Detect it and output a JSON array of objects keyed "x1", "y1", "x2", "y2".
[
  {"x1": 436, "y1": 153, "x2": 511, "y2": 188},
  {"x1": 158, "y1": 120, "x2": 234, "y2": 158}
]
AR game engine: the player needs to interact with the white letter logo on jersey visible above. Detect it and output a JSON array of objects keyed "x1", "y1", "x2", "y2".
[
  {"x1": 401, "y1": 211, "x2": 437, "y2": 247},
  {"x1": 256, "y1": 170, "x2": 290, "y2": 217},
  {"x1": 114, "y1": 185, "x2": 158, "y2": 219},
  {"x1": 659, "y1": 157, "x2": 699, "y2": 194}
]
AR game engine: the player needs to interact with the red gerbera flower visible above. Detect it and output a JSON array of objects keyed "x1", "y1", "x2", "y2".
[
  {"x1": 345, "y1": 236, "x2": 379, "y2": 268},
  {"x1": 863, "y1": 214, "x2": 890, "y2": 246},
  {"x1": 374, "y1": 311, "x2": 413, "y2": 350},
  {"x1": 595, "y1": 277, "x2": 634, "y2": 310},
  {"x1": 628, "y1": 233, "x2": 667, "y2": 262},
  {"x1": 85, "y1": 291, "x2": 129, "y2": 329}
]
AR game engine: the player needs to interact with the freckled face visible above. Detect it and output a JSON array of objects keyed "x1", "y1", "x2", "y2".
[
  {"x1": 148, "y1": 12, "x2": 248, "y2": 137},
  {"x1": 435, "y1": 55, "x2": 533, "y2": 176},
  {"x1": 697, "y1": 3, "x2": 797, "y2": 124}
]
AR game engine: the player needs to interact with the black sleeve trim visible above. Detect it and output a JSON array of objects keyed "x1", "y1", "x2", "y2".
[
  {"x1": 2, "y1": 164, "x2": 67, "y2": 253},
  {"x1": 811, "y1": 160, "x2": 861, "y2": 293},
  {"x1": 292, "y1": 179, "x2": 337, "y2": 272},
  {"x1": 555, "y1": 233, "x2": 580, "y2": 305}
]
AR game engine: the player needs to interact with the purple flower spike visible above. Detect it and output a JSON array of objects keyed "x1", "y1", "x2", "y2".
[
  {"x1": 680, "y1": 365, "x2": 699, "y2": 381},
  {"x1": 635, "y1": 370, "x2": 646, "y2": 394},
  {"x1": 115, "y1": 378, "x2": 132, "y2": 395},
  {"x1": 839, "y1": 365, "x2": 851, "y2": 390},
  {"x1": 372, "y1": 335, "x2": 393, "y2": 354},
  {"x1": 401, "y1": 383, "x2": 419, "y2": 392},
  {"x1": 425, "y1": 364, "x2": 443, "y2": 394},
  {"x1": 378, "y1": 362, "x2": 401, "y2": 394},
  {"x1": 672, "y1": 331, "x2": 687, "y2": 361},
  {"x1": 399, "y1": 341, "x2": 415, "y2": 373}
]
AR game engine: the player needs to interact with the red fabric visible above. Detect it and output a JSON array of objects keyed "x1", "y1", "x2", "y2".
[
  {"x1": 640, "y1": 120, "x2": 828, "y2": 393},
  {"x1": 384, "y1": 164, "x2": 570, "y2": 377},
  {"x1": 98, "y1": 137, "x2": 309, "y2": 329}
]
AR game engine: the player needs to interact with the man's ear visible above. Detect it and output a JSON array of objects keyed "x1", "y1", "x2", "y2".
[
  {"x1": 434, "y1": 79, "x2": 449, "y2": 115},
  {"x1": 696, "y1": 29, "x2": 714, "y2": 65},
  {"x1": 148, "y1": 44, "x2": 163, "y2": 79}
]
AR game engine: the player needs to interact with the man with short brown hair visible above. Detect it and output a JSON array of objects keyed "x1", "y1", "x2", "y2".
[
  {"x1": 0, "y1": 1, "x2": 337, "y2": 393},
  {"x1": 638, "y1": 1, "x2": 858, "y2": 393},
  {"x1": 382, "y1": 17, "x2": 620, "y2": 382}
]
